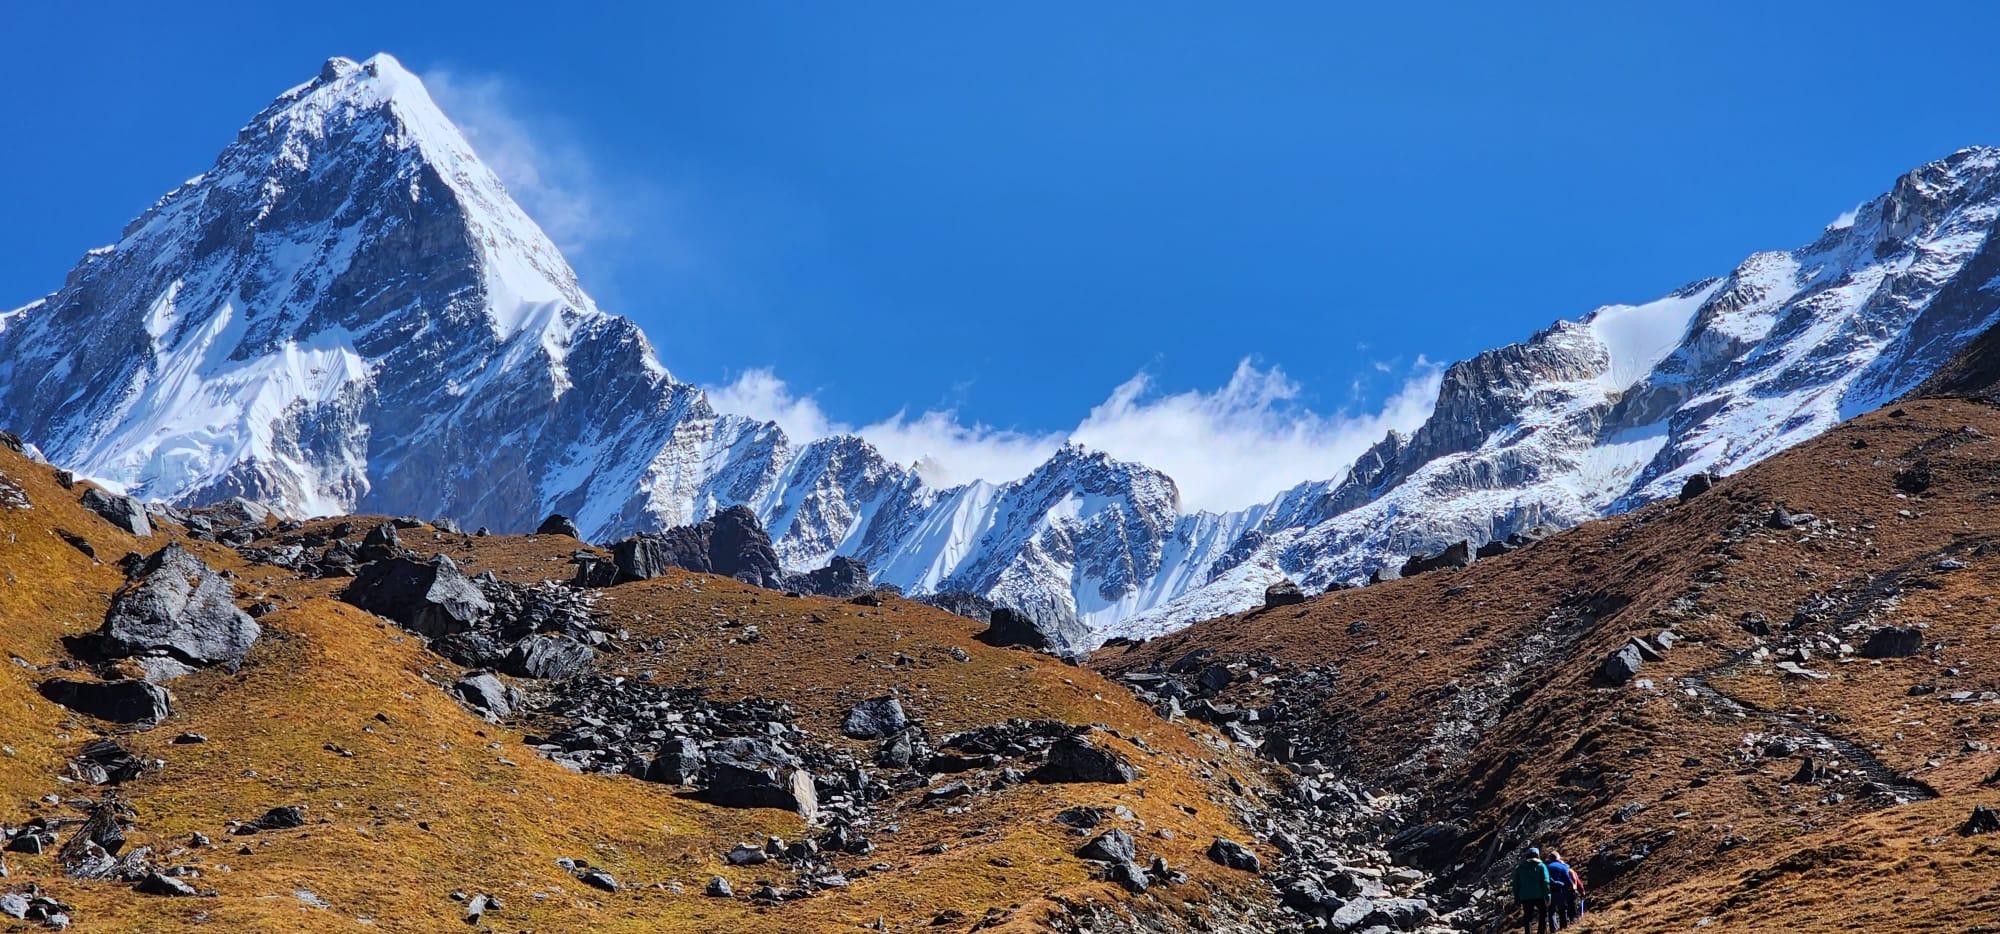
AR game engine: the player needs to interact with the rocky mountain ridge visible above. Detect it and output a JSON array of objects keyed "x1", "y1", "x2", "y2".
[{"x1": 4, "y1": 54, "x2": 1998, "y2": 641}]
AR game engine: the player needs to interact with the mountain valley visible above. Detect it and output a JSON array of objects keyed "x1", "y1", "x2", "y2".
[
  {"x1": 6, "y1": 56, "x2": 2000, "y2": 641},
  {"x1": 2, "y1": 51, "x2": 1999, "y2": 934}
]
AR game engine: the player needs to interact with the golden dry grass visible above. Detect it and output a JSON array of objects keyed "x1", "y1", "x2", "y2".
[{"x1": 0, "y1": 450, "x2": 1268, "y2": 932}]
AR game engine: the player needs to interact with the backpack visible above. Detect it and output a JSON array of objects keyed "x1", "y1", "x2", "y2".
[{"x1": 1546, "y1": 862, "x2": 1574, "y2": 891}]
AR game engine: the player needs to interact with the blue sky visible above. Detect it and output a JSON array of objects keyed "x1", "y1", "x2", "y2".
[{"x1": 4, "y1": 2, "x2": 1999, "y2": 508}]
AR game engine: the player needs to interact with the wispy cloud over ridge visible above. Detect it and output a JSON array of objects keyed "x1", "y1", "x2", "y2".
[
  {"x1": 425, "y1": 68, "x2": 625, "y2": 256},
  {"x1": 704, "y1": 359, "x2": 1443, "y2": 512},
  {"x1": 420, "y1": 66, "x2": 1445, "y2": 513}
]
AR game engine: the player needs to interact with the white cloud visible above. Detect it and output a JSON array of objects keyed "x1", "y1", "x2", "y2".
[
  {"x1": 1070, "y1": 359, "x2": 1440, "y2": 511},
  {"x1": 702, "y1": 358, "x2": 1442, "y2": 512},
  {"x1": 424, "y1": 69, "x2": 624, "y2": 255},
  {"x1": 853, "y1": 411, "x2": 1062, "y2": 489},
  {"x1": 703, "y1": 368, "x2": 1063, "y2": 489},
  {"x1": 703, "y1": 367, "x2": 842, "y2": 442}
]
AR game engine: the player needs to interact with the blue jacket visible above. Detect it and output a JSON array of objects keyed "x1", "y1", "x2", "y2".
[
  {"x1": 1546, "y1": 860, "x2": 1576, "y2": 892},
  {"x1": 1511, "y1": 859, "x2": 1551, "y2": 900}
]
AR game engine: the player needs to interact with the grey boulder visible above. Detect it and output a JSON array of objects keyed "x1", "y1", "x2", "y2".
[
  {"x1": 603, "y1": 506, "x2": 784, "y2": 588},
  {"x1": 975, "y1": 605, "x2": 1091, "y2": 658},
  {"x1": 1400, "y1": 540, "x2": 1474, "y2": 577},
  {"x1": 1263, "y1": 579, "x2": 1307, "y2": 608},
  {"x1": 1105, "y1": 857, "x2": 1149, "y2": 893},
  {"x1": 341, "y1": 554, "x2": 492, "y2": 639},
  {"x1": 502, "y1": 634, "x2": 594, "y2": 680},
  {"x1": 234, "y1": 805, "x2": 307, "y2": 834},
  {"x1": 645, "y1": 736, "x2": 704, "y2": 785},
  {"x1": 698, "y1": 737, "x2": 819, "y2": 822},
  {"x1": 1600, "y1": 643, "x2": 1645, "y2": 685},
  {"x1": 39, "y1": 678, "x2": 172, "y2": 725},
  {"x1": 536, "y1": 514, "x2": 582, "y2": 538},
  {"x1": 135, "y1": 871, "x2": 200, "y2": 897},
  {"x1": 1076, "y1": 829, "x2": 1137, "y2": 863},
  {"x1": 841, "y1": 695, "x2": 909, "y2": 739},
  {"x1": 80, "y1": 488, "x2": 151, "y2": 537},
  {"x1": 1349, "y1": 897, "x2": 1436, "y2": 931},
  {"x1": 452, "y1": 672, "x2": 517, "y2": 721},
  {"x1": 791, "y1": 555, "x2": 874, "y2": 598},
  {"x1": 1205, "y1": 837, "x2": 1261, "y2": 873},
  {"x1": 1032, "y1": 732, "x2": 1140, "y2": 784},
  {"x1": 1859, "y1": 626, "x2": 1924, "y2": 659},
  {"x1": 98, "y1": 544, "x2": 260, "y2": 671}
]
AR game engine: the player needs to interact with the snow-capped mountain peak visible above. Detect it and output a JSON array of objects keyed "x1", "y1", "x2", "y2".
[
  {"x1": 5, "y1": 57, "x2": 1998, "y2": 645},
  {"x1": 0, "y1": 52, "x2": 663, "y2": 518},
  {"x1": 1105, "y1": 145, "x2": 2000, "y2": 639}
]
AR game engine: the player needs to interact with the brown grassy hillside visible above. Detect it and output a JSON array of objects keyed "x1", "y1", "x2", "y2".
[
  {"x1": 1097, "y1": 398, "x2": 2000, "y2": 932},
  {"x1": 0, "y1": 445, "x2": 1274, "y2": 932}
]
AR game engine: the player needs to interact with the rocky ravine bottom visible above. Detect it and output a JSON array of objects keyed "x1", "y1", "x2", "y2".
[
  {"x1": 12, "y1": 399, "x2": 1998, "y2": 932},
  {"x1": 1095, "y1": 399, "x2": 2000, "y2": 934}
]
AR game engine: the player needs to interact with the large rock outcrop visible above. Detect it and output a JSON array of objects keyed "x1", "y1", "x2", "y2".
[
  {"x1": 97, "y1": 544, "x2": 260, "y2": 673},
  {"x1": 341, "y1": 554, "x2": 492, "y2": 638},
  {"x1": 603, "y1": 506, "x2": 784, "y2": 588},
  {"x1": 40, "y1": 679, "x2": 172, "y2": 725},
  {"x1": 976, "y1": 605, "x2": 1092, "y2": 659}
]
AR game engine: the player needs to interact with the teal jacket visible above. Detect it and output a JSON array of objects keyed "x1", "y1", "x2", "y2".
[{"x1": 1511, "y1": 859, "x2": 1551, "y2": 900}]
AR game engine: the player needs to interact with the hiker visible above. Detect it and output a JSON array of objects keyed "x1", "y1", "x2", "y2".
[
  {"x1": 1546, "y1": 849, "x2": 1584, "y2": 927},
  {"x1": 1510, "y1": 846, "x2": 1552, "y2": 934}
]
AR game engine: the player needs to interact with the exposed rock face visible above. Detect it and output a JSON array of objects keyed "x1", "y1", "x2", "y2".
[
  {"x1": 9, "y1": 51, "x2": 2000, "y2": 648},
  {"x1": 792, "y1": 555, "x2": 873, "y2": 598},
  {"x1": 975, "y1": 605, "x2": 1091, "y2": 658},
  {"x1": 39, "y1": 679, "x2": 172, "y2": 725},
  {"x1": 604, "y1": 506, "x2": 784, "y2": 588},
  {"x1": 80, "y1": 489, "x2": 150, "y2": 537},
  {"x1": 698, "y1": 737, "x2": 820, "y2": 822},
  {"x1": 1400, "y1": 540, "x2": 1473, "y2": 578},
  {"x1": 840, "y1": 696, "x2": 908, "y2": 740},
  {"x1": 97, "y1": 544, "x2": 260, "y2": 672},
  {"x1": 1113, "y1": 148, "x2": 2000, "y2": 638},
  {"x1": 341, "y1": 555, "x2": 492, "y2": 638},
  {"x1": 1859, "y1": 625, "x2": 1924, "y2": 659}
]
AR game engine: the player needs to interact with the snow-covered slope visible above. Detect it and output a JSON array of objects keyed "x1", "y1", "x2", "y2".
[
  {"x1": 1108, "y1": 147, "x2": 2000, "y2": 638},
  {"x1": 0, "y1": 55, "x2": 1218, "y2": 634},
  {"x1": 5, "y1": 56, "x2": 1999, "y2": 644}
]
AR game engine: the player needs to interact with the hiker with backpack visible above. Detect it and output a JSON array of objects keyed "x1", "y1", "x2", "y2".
[
  {"x1": 1545, "y1": 849, "x2": 1583, "y2": 928},
  {"x1": 1510, "y1": 847, "x2": 1552, "y2": 934}
]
